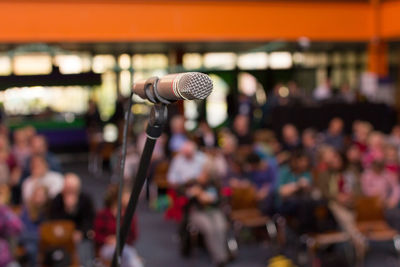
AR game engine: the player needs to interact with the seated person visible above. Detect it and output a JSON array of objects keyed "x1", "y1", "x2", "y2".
[
  {"x1": 322, "y1": 118, "x2": 345, "y2": 152},
  {"x1": 276, "y1": 151, "x2": 319, "y2": 233},
  {"x1": 94, "y1": 185, "x2": 142, "y2": 267},
  {"x1": 316, "y1": 150, "x2": 351, "y2": 206},
  {"x1": 167, "y1": 140, "x2": 207, "y2": 188},
  {"x1": 22, "y1": 135, "x2": 62, "y2": 180},
  {"x1": 361, "y1": 158, "x2": 400, "y2": 231},
  {"x1": 0, "y1": 182, "x2": 23, "y2": 267},
  {"x1": 20, "y1": 185, "x2": 49, "y2": 266},
  {"x1": 49, "y1": 173, "x2": 95, "y2": 267},
  {"x1": 186, "y1": 168, "x2": 229, "y2": 267},
  {"x1": 22, "y1": 155, "x2": 64, "y2": 203},
  {"x1": 243, "y1": 153, "x2": 276, "y2": 203}
]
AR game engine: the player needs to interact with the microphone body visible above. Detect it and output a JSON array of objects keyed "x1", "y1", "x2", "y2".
[{"x1": 133, "y1": 72, "x2": 213, "y2": 103}]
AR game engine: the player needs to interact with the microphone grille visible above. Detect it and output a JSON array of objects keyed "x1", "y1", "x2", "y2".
[{"x1": 178, "y1": 72, "x2": 213, "y2": 100}]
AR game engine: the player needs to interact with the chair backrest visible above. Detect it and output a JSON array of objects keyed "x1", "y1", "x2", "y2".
[
  {"x1": 154, "y1": 160, "x2": 170, "y2": 188},
  {"x1": 230, "y1": 183, "x2": 258, "y2": 210},
  {"x1": 355, "y1": 196, "x2": 385, "y2": 222},
  {"x1": 39, "y1": 220, "x2": 78, "y2": 266}
]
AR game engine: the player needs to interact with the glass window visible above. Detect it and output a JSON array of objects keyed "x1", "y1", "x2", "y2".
[
  {"x1": 269, "y1": 52, "x2": 292, "y2": 69},
  {"x1": 204, "y1": 53, "x2": 236, "y2": 70},
  {"x1": 132, "y1": 54, "x2": 168, "y2": 70},
  {"x1": 13, "y1": 53, "x2": 52, "y2": 75},
  {"x1": 0, "y1": 55, "x2": 11, "y2": 75},
  {"x1": 237, "y1": 52, "x2": 268, "y2": 70},
  {"x1": 92, "y1": 55, "x2": 116, "y2": 73},
  {"x1": 183, "y1": 53, "x2": 202, "y2": 70},
  {"x1": 119, "y1": 54, "x2": 131, "y2": 70},
  {"x1": 54, "y1": 55, "x2": 84, "y2": 74}
]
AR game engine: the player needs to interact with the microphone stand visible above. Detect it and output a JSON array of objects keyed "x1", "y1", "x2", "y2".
[{"x1": 111, "y1": 78, "x2": 170, "y2": 267}]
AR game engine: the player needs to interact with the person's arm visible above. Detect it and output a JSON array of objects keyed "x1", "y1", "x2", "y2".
[
  {"x1": 386, "y1": 173, "x2": 400, "y2": 209},
  {"x1": 279, "y1": 182, "x2": 299, "y2": 198},
  {"x1": 167, "y1": 157, "x2": 181, "y2": 187}
]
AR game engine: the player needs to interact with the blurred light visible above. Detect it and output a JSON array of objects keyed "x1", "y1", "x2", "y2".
[
  {"x1": 292, "y1": 52, "x2": 305, "y2": 65},
  {"x1": 184, "y1": 100, "x2": 198, "y2": 120},
  {"x1": 55, "y1": 55, "x2": 83, "y2": 74},
  {"x1": 206, "y1": 74, "x2": 228, "y2": 127},
  {"x1": 237, "y1": 52, "x2": 268, "y2": 70},
  {"x1": 119, "y1": 70, "x2": 132, "y2": 96},
  {"x1": 183, "y1": 53, "x2": 202, "y2": 70},
  {"x1": 119, "y1": 54, "x2": 131, "y2": 69},
  {"x1": 14, "y1": 54, "x2": 52, "y2": 75},
  {"x1": 255, "y1": 86, "x2": 267, "y2": 105},
  {"x1": 204, "y1": 53, "x2": 236, "y2": 70},
  {"x1": 133, "y1": 54, "x2": 168, "y2": 70},
  {"x1": 185, "y1": 120, "x2": 197, "y2": 131},
  {"x1": 64, "y1": 113, "x2": 75, "y2": 123},
  {"x1": 92, "y1": 55, "x2": 116, "y2": 73},
  {"x1": 278, "y1": 86, "x2": 289, "y2": 98},
  {"x1": 269, "y1": 52, "x2": 292, "y2": 69},
  {"x1": 0, "y1": 55, "x2": 11, "y2": 75},
  {"x1": 238, "y1": 72, "x2": 257, "y2": 96},
  {"x1": 103, "y1": 123, "x2": 118, "y2": 143}
]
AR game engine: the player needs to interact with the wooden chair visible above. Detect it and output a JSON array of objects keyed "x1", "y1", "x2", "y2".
[
  {"x1": 153, "y1": 160, "x2": 170, "y2": 191},
  {"x1": 229, "y1": 184, "x2": 275, "y2": 239},
  {"x1": 39, "y1": 220, "x2": 79, "y2": 267},
  {"x1": 355, "y1": 196, "x2": 398, "y2": 241}
]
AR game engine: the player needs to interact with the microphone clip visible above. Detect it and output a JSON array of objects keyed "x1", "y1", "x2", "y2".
[{"x1": 143, "y1": 76, "x2": 174, "y2": 105}]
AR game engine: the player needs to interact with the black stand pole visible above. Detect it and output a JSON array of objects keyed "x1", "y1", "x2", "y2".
[{"x1": 111, "y1": 103, "x2": 168, "y2": 267}]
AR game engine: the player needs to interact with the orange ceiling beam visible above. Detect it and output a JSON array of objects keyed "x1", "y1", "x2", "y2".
[
  {"x1": 0, "y1": 0, "x2": 375, "y2": 42},
  {"x1": 381, "y1": 0, "x2": 400, "y2": 40}
]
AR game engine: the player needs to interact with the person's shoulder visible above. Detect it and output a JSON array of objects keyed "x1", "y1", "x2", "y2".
[{"x1": 47, "y1": 171, "x2": 63, "y2": 179}]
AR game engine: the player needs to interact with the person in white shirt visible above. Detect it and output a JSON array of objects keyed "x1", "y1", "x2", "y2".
[
  {"x1": 167, "y1": 140, "x2": 206, "y2": 187},
  {"x1": 313, "y1": 79, "x2": 332, "y2": 101},
  {"x1": 22, "y1": 155, "x2": 63, "y2": 203}
]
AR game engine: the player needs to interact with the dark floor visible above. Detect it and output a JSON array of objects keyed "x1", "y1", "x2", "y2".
[{"x1": 63, "y1": 159, "x2": 400, "y2": 267}]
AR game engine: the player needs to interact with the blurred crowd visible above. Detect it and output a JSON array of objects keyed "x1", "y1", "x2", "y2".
[
  {"x1": 136, "y1": 113, "x2": 400, "y2": 266},
  {"x1": 2, "y1": 105, "x2": 400, "y2": 266},
  {"x1": 0, "y1": 126, "x2": 142, "y2": 267}
]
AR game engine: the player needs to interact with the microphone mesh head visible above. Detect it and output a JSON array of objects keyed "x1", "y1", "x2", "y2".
[{"x1": 178, "y1": 72, "x2": 213, "y2": 100}]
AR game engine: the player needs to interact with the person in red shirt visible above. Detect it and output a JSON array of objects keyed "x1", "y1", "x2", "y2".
[{"x1": 94, "y1": 185, "x2": 142, "y2": 267}]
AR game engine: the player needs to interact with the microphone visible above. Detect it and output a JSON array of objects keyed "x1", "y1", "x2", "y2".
[{"x1": 133, "y1": 72, "x2": 213, "y2": 103}]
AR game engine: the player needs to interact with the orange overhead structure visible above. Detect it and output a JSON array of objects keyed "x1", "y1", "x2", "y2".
[{"x1": 0, "y1": 0, "x2": 373, "y2": 42}]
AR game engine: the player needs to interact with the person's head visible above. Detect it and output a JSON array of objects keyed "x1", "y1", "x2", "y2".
[
  {"x1": 346, "y1": 145, "x2": 361, "y2": 163},
  {"x1": 391, "y1": 125, "x2": 400, "y2": 139},
  {"x1": 327, "y1": 151, "x2": 343, "y2": 171},
  {"x1": 30, "y1": 185, "x2": 49, "y2": 210},
  {"x1": 31, "y1": 135, "x2": 48, "y2": 156},
  {"x1": 233, "y1": 114, "x2": 249, "y2": 136},
  {"x1": 30, "y1": 155, "x2": 48, "y2": 178},
  {"x1": 245, "y1": 152, "x2": 262, "y2": 171},
  {"x1": 289, "y1": 151, "x2": 310, "y2": 173},
  {"x1": 24, "y1": 126, "x2": 36, "y2": 141},
  {"x1": 179, "y1": 140, "x2": 197, "y2": 159},
  {"x1": 354, "y1": 121, "x2": 372, "y2": 143},
  {"x1": 198, "y1": 120, "x2": 211, "y2": 133},
  {"x1": 384, "y1": 145, "x2": 398, "y2": 164},
  {"x1": 368, "y1": 131, "x2": 385, "y2": 150},
  {"x1": 13, "y1": 128, "x2": 29, "y2": 146},
  {"x1": 170, "y1": 115, "x2": 185, "y2": 134},
  {"x1": 62, "y1": 173, "x2": 82, "y2": 213},
  {"x1": 328, "y1": 117, "x2": 344, "y2": 136},
  {"x1": 221, "y1": 132, "x2": 238, "y2": 155},
  {"x1": 318, "y1": 145, "x2": 336, "y2": 166},
  {"x1": 302, "y1": 128, "x2": 317, "y2": 148},
  {"x1": 282, "y1": 124, "x2": 299, "y2": 145},
  {"x1": 103, "y1": 185, "x2": 130, "y2": 214}
]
